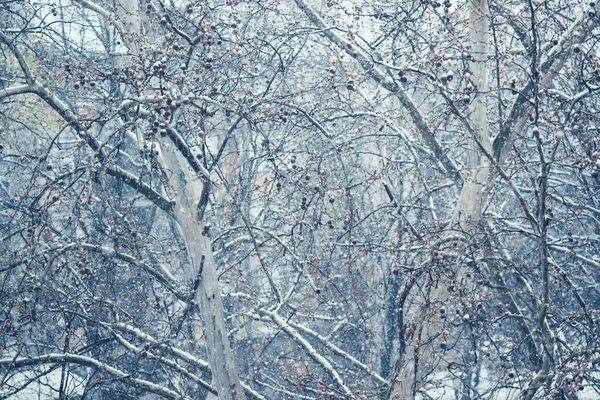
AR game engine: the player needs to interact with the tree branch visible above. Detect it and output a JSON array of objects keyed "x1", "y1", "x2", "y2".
[
  {"x1": 292, "y1": 0, "x2": 461, "y2": 186},
  {"x1": 0, "y1": 353, "x2": 191, "y2": 400}
]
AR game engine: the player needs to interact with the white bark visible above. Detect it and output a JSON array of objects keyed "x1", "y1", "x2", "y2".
[
  {"x1": 109, "y1": 1, "x2": 244, "y2": 395},
  {"x1": 388, "y1": 1, "x2": 491, "y2": 398},
  {"x1": 12, "y1": 2, "x2": 245, "y2": 397},
  {"x1": 453, "y1": 0, "x2": 492, "y2": 231},
  {"x1": 116, "y1": 0, "x2": 141, "y2": 36},
  {"x1": 159, "y1": 138, "x2": 245, "y2": 400}
]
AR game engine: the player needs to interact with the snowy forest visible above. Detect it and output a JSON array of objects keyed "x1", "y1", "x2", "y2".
[{"x1": 1, "y1": 0, "x2": 600, "y2": 398}]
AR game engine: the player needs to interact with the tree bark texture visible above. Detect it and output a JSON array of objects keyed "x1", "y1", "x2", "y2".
[
  {"x1": 387, "y1": 1, "x2": 491, "y2": 398},
  {"x1": 85, "y1": 4, "x2": 245, "y2": 398},
  {"x1": 160, "y1": 141, "x2": 245, "y2": 400}
]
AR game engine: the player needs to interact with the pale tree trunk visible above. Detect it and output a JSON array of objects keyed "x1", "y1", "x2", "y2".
[
  {"x1": 158, "y1": 141, "x2": 245, "y2": 400},
  {"x1": 387, "y1": 1, "x2": 491, "y2": 398},
  {"x1": 453, "y1": 0, "x2": 492, "y2": 231},
  {"x1": 116, "y1": 0, "x2": 141, "y2": 40},
  {"x1": 111, "y1": 4, "x2": 245, "y2": 399}
]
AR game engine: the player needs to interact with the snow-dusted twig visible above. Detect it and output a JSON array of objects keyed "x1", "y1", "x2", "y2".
[
  {"x1": 261, "y1": 310, "x2": 355, "y2": 398},
  {"x1": 288, "y1": 321, "x2": 388, "y2": 385},
  {"x1": 291, "y1": 0, "x2": 461, "y2": 185},
  {"x1": 0, "y1": 353, "x2": 191, "y2": 400},
  {"x1": 110, "y1": 330, "x2": 217, "y2": 394},
  {"x1": 113, "y1": 323, "x2": 210, "y2": 370}
]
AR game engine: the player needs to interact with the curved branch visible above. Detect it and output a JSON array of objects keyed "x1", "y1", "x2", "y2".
[
  {"x1": 110, "y1": 330, "x2": 217, "y2": 395},
  {"x1": 0, "y1": 32, "x2": 35, "y2": 85},
  {"x1": 0, "y1": 84, "x2": 33, "y2": 100},
  {"x1": 261, "y1": 310, "x2": 355, "y2": 398},
  {"x1": 105, "y1": 166, "x2": 174, "y2": 213},
  {"x1": 292, "y1": 0, "x2": 461, "y2": 186},
  {"x1": 1, "y1": 31, "x2": 173, "y2": 214},
  {"x1": 112, "y1": 323, "x2": 265, "y2": 399},
  {"x1": 289, "y1": 320, "x2": 388, "y2": 385},
  {"x1": 494, "y1": 11, "x2": 599, "y2": 160},
  {"x1": 0, "y1": 353, "x2": 191, "y2": 400},
  {"x1": 79, "y1": 242, "x2": 184, "y2": 299},
  {"x1": 71, "y1": 0, "x2": 129, "y2": 46},
  {"x1": 166, "y1": 126, "x2": 210, "y2": 179}
]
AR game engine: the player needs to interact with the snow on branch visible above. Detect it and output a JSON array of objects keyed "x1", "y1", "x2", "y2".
[
  {"x1": 262, "y1": 310, "x2": 355, "y2": 398},
  {"x1": 0, "y1": 353, "x2": 191, "y2": 400},
  {"x1": 291, "y1": 0, "x2": 461, "y2": 186},
  {"x1": 111, "y1": 324, "x2": 265, "y2": 399},
  {"x1": 288, "y1": 320, "x2": 388, "y2": 385}
]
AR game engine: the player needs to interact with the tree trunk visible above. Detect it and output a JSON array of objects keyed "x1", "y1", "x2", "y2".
[
  {"x1": 453, "y1": 0, "x2": 492, "y2": 230},
  {"x1": 116, "y1": 0, "x2": 141, "y2": 37},
  {"x1": 115, "y1": 5, "x2": 245, "y2": 399},
  {"x1": 387, "y1": 1, "x2": 491, "y2": 398},
  {"x1": 160, "y1": 141, "x2": 245, "y2": 400}
]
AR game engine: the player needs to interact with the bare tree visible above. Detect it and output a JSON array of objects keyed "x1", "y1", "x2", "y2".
[{"x1": 2, "y1": 0, "x2": 600, "y2": 399}]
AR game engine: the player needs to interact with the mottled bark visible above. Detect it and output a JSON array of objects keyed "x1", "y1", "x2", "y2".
[
  {"x1": 387, "y1": 1, "x2": 491, "y2": 398},
  {"x1": 159, "y1": 140, "x2": 245, "y2": 400},
  {"x1": 453, "y1": 0, "x2": 492, "y2": 231},
  {"x1": 116, "y1": 0, "x2": 141, "y2": 36},
  {"x1": 71, "y1": 3, "x2": 245, "y2": 398}
]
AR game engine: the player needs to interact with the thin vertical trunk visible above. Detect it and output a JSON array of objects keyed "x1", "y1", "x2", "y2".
[
  {"x1": 453, "y1": 0, "x2": 492, "y2": 230},
  {"x1": 387, "y1": 1, "x2": 491, "y2": 398},
  {"x1": 114, "y1": 5, "x2": 245, "y2": 399},
  {"x1": 160, "y1": 142, "x2": 245, "y2": 400}
]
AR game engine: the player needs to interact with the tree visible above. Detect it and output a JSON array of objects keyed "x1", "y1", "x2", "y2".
[{"x1": 2, "y1": 0, "x2": 600, "y2": 399}]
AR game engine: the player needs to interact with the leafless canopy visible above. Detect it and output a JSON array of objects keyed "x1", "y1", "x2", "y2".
[{"x1": 2, "y1": 0, "x2": 600, "y2": 399}]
